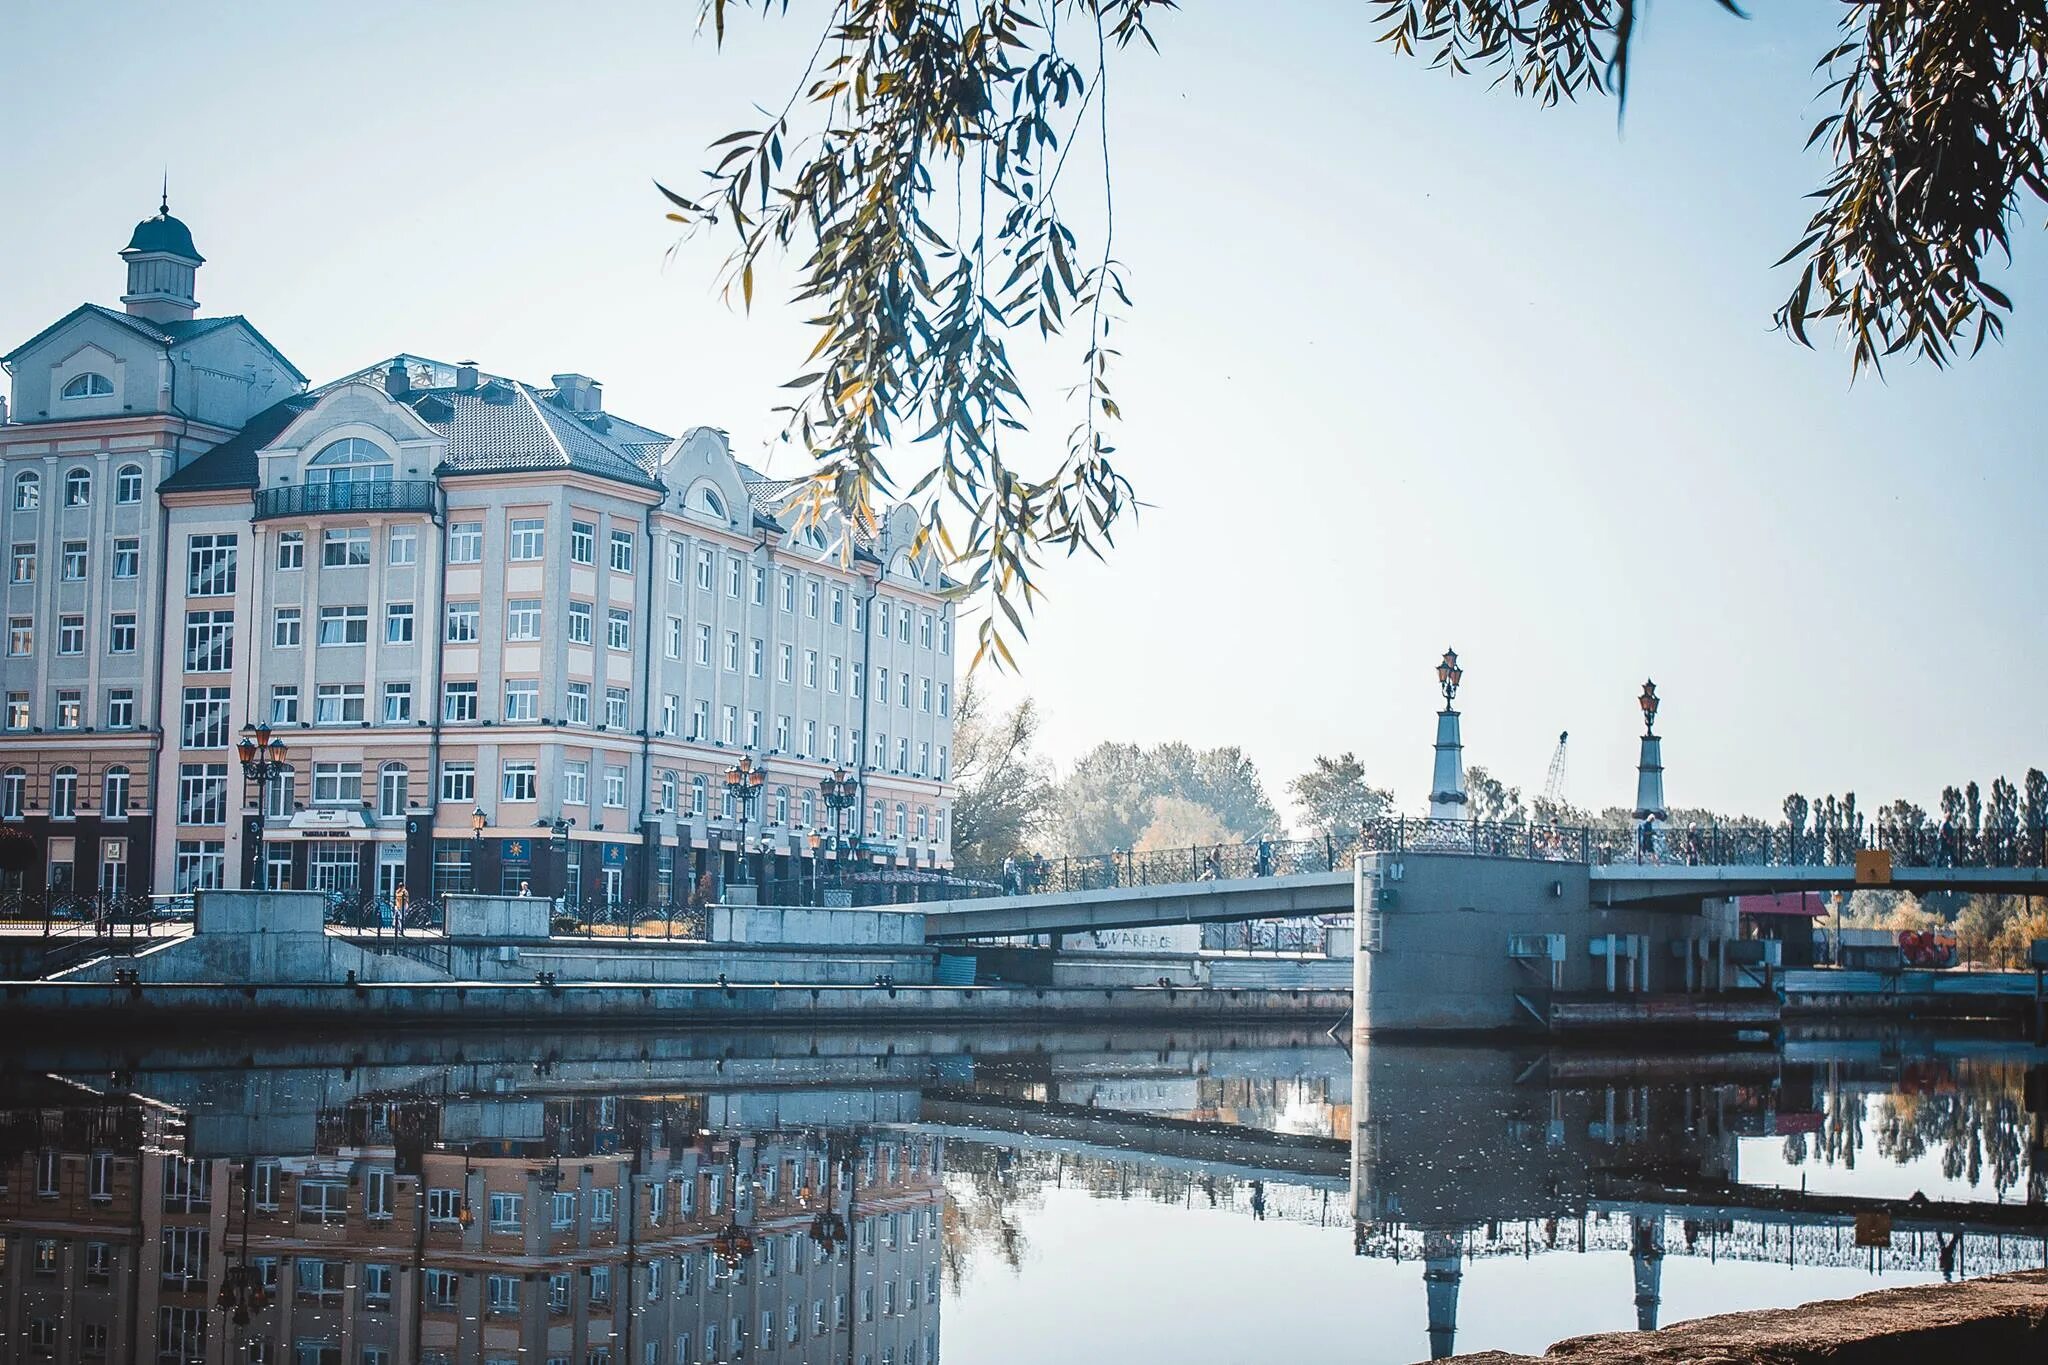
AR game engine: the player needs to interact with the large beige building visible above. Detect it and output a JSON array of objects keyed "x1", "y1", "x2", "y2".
[{"x1": 0, "y1": 201, "x2": 957, "y2": 904}]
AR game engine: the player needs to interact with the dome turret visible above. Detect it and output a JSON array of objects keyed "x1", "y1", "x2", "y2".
[{"x1": 119, "y1": 185, "x2": 203, "y2": 323}]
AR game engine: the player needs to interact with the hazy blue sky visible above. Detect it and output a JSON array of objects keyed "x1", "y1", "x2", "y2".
[{"x1": 2, "y1": 3, "x2": 2040, "y2": 822}]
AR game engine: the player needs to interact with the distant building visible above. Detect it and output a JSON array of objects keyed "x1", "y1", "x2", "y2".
[{"x1": 0, "y1": 200, "x2": 957, "y2": 902}]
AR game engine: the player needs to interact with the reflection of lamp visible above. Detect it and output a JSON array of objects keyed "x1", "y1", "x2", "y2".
[
  {"x1": 214, "y1": 1158, "x2": 269, "y2": 1331},
  {"x1": 712, "y1": 1142, "x2": 756, "y2": 1267}
]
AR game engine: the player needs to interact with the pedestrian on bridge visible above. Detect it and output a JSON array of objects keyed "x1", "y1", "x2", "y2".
[{"x1": 1255, "y1": 838, "x2": 1273, "y2": 878}]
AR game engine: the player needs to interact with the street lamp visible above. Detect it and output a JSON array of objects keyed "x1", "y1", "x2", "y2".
[
  {"x1": 1436, "y1": 648, "x2": 1463, "y2": 709},
  {"x1": 724, "y1": 756, "x2": 768, "y2": 884},
  {"x1": 471, "y1": 807, "x2": 488, "y2": 842},
  {"x1": 235, "y1": 724, "x2": 290, "y2": 888},
  {"x1": 544, "y1": 816, "x2": 574, "y2": 903},
  {"x1": 1638, "y1": 679, "x2": 1659, "y2": 736},
  {"x1": 820, "y1": 766, "x2": 858, "y2": 855}
]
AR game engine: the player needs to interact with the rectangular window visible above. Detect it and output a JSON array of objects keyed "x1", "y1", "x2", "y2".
[
  {"x1": 10, "y1": 544, "x2": 33, "y2": 584},
  {"x1": 721, "y1": 704, "x2": 738, "y2": 744},
  {"x1": 831, "y1": 586, "x2": 845, "y2": 624},
  {"x1": 386, "y1": 603, "x2": 414, "y2": 643},
  {"x1": 510, "y1": 517, "x2": 545, "y2": 560},
  {"x1": 661, "y1": 694, "x2": 678, "y2": 735},
  {"x1": 562, "y1": 761, "x2": 587, "y2": 806},
  {"x1": 694, "y1": 624, "x2": 711, "y2": 664},
  {"x1": 608, "y1": 609, "x2": 631, "y2": 650},
  {"x1": 568, "y1": 601, "x2": 593, "y2": 644},
  {"x1": 177, "y1": 764, "x2": 229, "y2": 825},
  {"x1": 804, "y1": 650, "x2": 819, "y2": 688},
  {"x1": 504, "y1": 679, "x2": 539, "y2": 722},
  {"x1": 695, "y1": 547, "x2": 714, "y2": 588},
  {"x1": 751, "y1": 564, "x2": 767, "y2": 603},
  {"x1": 666, "y1": 616, "x2": 682, "y2": 659},
  {"x1": 174, "y1": 840, "x2": 225, "y2": 890},
  {"x1": 439, "y1": 763, "x2": 475, "y2": 802},
  {"x1": 6, "y1": 617, "x2": 28, "y2": 656},
  {"x1": 383, "y1": 683, "x2": 412, "y2": 723},
  {"x1": 61, "y1": 541, "x2": 87, "y2": 580},
  {"x1": 317, "y1": 605, "x2": 368, "y2": 645},
  {"x1": 448, "y1": 522, "x2": 483, "y2": 563},
  {"x1": 58, "y1": 615, "x2": 84, "y2": 654},
  {"x1": 726, "y1": 555, "x2": 743, "y2": 597},
  {"x1": 388, "y1": 526, "x2": 417, "y2": 565},
  {"x1": 113, "y1": 537, "x2": 140, "y2": 578},
  {"x1": 746, "y1": 710, "x2": 762, "y2": 748},
  {"x1": 502, "y1": 760, "x2": 537, "y2": 801},
  {"x1": 805, "y1": 579, "x2": 820, "y2": 617},
  {"x1": 724, "y1": 632, "x2": 742, "y2": 672},
  {"x1": 107, "y1": 690, "x2": 134, "y2": 729},
  {"x1": 777, "y1": 644, "x2": 793, "y2": 682},
  {"x1": 312, "y1": 762, "x2": 362, "y2": 804},
  {"x1": 109, "y1": 612, "x2": 137, "y2": 653},
  {"x1": 603, "y1": 766, "x2": 626, "y2": 808},
  {"x1": 55, "y1": 690, "x2": 81, "y2": 730},
  {"x1": 322, "y1": 527, "x2": 371, "y2": 567},
  {"x1": 273, "y1": 607, "x2": 302, "y2": 647},
  {"x1": 605, "y1": 688, "x2": 629, "y2": 729},
  {"x1": 5, "y1": 693, "x2": 29, "y2": 730},
  {"x1": 184, "y1": 610, "x2": 233, "y2": 671},
  {"x1": 779, "y1": 572, "x2": 795, "y2": 612},
  {"x1": 566, "y1": 682, "x2": 591, "y2": 725},
  {"x1": 446, "y1": 602, "x2": 479, "y2": 643},
  {"x1": 939, "y1": 682, "x2": 951, "y2": 717},
  {"x1": 185, "y1": 533, "x2": 236, "y2": 595},
  {"x1": 276, "y1": 531, "x2": 304, "y2": 570},
  {"x1": 181, "y1": 687, "x2": 233, "y2": 748},
  {"x1": 443, "y1": 681, "x2": 478, "y2": 722},
  {"x1": 609, "y1": 530, "x2": 634, "y2": 572},
  {"x1": 507, "y1": 600, "x2": 543, "y2": 640},
  {"x1": 571, "y1": 520, "x2": 595, "y2": 564}
]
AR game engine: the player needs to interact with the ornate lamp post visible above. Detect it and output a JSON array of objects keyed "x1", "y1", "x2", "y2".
[
  {"x1": 821, "y1": 767, "x2": 858, "y2": 856},
  {"x1": 724, "y1": 756, "x2": 767, "y2": 885},
  {"x1": 471, "y1": 807, "x2": 487, "y2": 842},
  {"x1": 1427, "y1": 649, "x2": 1469, "y2": 821},
  {"x1": 1633, "y1": 679, "x2": 1667, "y2": 837},
  {"x1": 545, "y1": 816, "x2": 574, "y2": 902},
  {"x1": 235, "y1": 724, "x2": 290, "y2": 888}
]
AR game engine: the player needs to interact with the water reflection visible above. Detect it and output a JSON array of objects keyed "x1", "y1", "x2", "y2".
[{"x1": 0, "y1": 1027, "x2": 2041, "y2": 1365}]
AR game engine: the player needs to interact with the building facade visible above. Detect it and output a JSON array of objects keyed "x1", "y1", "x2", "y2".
[{"x1": 0, "y1": 203, "x2": 956, "y2": 904}]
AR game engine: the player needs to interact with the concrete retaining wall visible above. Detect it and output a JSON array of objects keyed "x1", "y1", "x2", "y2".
[
  {"x1": 0, "y1": 980, "x2": 1352, "y2": 1029},
  {"x1": 710, "y1": 905, "x2": 925, "y2": 946},
  {"x1": 60, "y1": 892, "x2": 450, "y2": 985},
  {"x1": 444, "y1": 895, "x2": 552, "y2": 940}
]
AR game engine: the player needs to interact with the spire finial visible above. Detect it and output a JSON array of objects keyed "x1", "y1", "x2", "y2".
[{"x1": 160, "y1": 171, "x2": 169, "y2": 218}]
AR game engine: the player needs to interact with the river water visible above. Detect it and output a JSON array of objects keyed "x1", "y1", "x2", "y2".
[{"x1": 2, "y1": 1025, "x2": 2043, "y2": 1364}]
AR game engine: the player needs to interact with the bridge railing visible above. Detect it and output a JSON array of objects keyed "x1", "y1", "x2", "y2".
[{"x1": 953, "y1": 818, "x2": 2048, "y2": 900}]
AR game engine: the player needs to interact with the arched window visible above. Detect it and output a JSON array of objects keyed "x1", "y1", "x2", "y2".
[
  {"x1": 916, "y1": 807, "x2": 929, "y2": 841},
  {"x1": 870, "y1": 799, "x2": 885, "y2": 836},
  {"x1": 308, "y1": 437, "x2": 393, "y2": 484},
  {"x1": 772, "y1": 786, "x2": 789, "y2": 824},
  {"x1": 659, "y1": 770, "x2": 677, "y2": 812},
  {"x1": 50, "y1": 768, "x2": 78, "y2": 820},
  {"x1": 689, "y1": 773, "x2": 707, "y2": 817},
  {"x1": 63, "y1": 468, "x2": 90, "y2": 507},
  {"x1": 115, "y1": 465, "x2": 144, "y2": 504},
  {"x1": 1, "y1": 768, "x2": 24, "y2": 818},
  {"x1": 12, "y1": 472, "x2": 38, "y2": 511},
  {"x1": 60, "y1": 373, "x2": 112, "y2": 400},
  {"x1": 894, "y1": 803, "x2": 908, "y2": 840},
  {"x1": 379, "y1": 763, "x2": 410, "y2": 818},
  {"x1": 103, "y1": 767, "x2": 130, "y2": 819},
  {"x1": 264, "y1": 765, "x2": 296, "y2": 820},
  {"x1": 686, "y1": 481, "x2": 728, "y2": 520}
]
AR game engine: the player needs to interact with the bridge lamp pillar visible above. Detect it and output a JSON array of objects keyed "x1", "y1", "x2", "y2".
[
  {"x1": 1633, "y1": 680, "x2": 1667, "y2": 825},
  {"x1": 1428, "y1": 648, "x2": 1469, "y2": 822},
  {"x1": 1422, "y1": 1230, "x2": 1464, "y2": 1359}
]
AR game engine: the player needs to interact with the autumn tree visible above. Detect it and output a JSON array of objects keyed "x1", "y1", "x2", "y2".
[{"x1": 668, "y1": 2, "x2": 2048, "y2": 653}]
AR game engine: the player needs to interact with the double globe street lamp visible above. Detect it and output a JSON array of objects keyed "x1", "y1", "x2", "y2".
[{"x1": 724, "y1": 756, "x2": 768, "y2": 885}]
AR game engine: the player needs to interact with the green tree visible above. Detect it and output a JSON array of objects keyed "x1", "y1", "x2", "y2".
[
  {"x1": 1288, "y1": 753, "x2": 1395, "y2": 839},
  {"x1": 1157, "y1": 743, "x2": 1279, "y2": 841},
  {"x1": 947, "y1": 678, "x2": 1055, "y2": 867},
  {"x1": 1463, "y1": 765, "x2": 1524, "y2": 823},
  {"x1": 1053, "y1": 742, "x2": 1157, "y2": 853},
  {"x1": 670, "y1": 2, "x2": 2047, "y2": 654}
]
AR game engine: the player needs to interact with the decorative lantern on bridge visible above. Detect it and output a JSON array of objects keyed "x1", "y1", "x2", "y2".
[{"x1": 1427, "y1": 648, "x2": 1469, "y2": 821}]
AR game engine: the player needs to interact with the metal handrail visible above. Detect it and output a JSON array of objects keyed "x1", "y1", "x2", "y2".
[{"x1": 253, "y1": 480, "x2": 440, "y2": 521}]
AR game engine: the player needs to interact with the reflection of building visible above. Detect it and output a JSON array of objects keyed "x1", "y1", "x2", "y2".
[
  {"x1": 0, "y1": 1084, "x2": 943, "y2": 1365},
  {"x1": 0, "y1": 200, "x2": 958, "y2": 902}
]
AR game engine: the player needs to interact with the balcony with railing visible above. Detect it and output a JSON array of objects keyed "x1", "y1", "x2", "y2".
[{"x1": 254, "y1": 480, "x2": 441, "y2": 520}]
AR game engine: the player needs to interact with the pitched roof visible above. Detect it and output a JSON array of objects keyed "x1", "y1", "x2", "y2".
[
  {"x1": 158, "y1": 392, "x2": 322, "y2": 493},
  {"x1": 0, "y1": 302, "x2": 307, "y2": 382},
  {"x1": 423, "y1": 378, "x2": 665, "y2": 490}
]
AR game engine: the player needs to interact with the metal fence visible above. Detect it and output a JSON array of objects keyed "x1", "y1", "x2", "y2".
[
  {"x1": 0, "y1": 892, "x2": 168, "y2": 938},
  {"x1": 319, "y1": 893, "x2": 446, "y2": 935},
  {"x1": 549, "y1": 900, "x2": 711, "y2": 941},
  {"x1": 948, "y1": 817, "x2": 2048, "y2": 901}
]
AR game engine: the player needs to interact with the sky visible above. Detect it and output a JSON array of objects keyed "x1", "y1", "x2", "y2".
[{"x1": 1, "y1": 3, "x2": 2041, "y2": 825}]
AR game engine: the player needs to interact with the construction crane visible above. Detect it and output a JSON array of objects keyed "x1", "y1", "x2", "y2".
[{"x1": 1541, "y1": 731, "x2": 1569, "y2": 808}]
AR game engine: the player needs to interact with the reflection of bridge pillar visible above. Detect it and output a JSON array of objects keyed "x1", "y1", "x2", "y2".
[
  {"x1": 1631, "y1": 1214, "x2": 1665, "y2": 1332},
  {"x1": 1422, "y1": 1230, "x2": 1463, "y2": 1360}
]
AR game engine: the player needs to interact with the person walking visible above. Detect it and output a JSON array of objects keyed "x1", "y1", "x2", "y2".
[{"x1": 1255, "y1": 837, "x2": 1273, "y2": 878}]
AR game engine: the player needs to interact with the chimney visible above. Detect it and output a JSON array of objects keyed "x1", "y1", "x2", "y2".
[
  {"x1": 383, "y1": 361, "x2": 412, "y2": 399},
  {"x1": 455, "y1": 360, "x2": 479, "y2": 393},
  {"x1": 551, "y1": 373, "x2": 602, "y2": 414}
]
